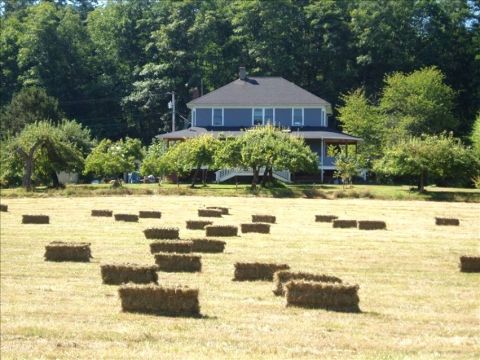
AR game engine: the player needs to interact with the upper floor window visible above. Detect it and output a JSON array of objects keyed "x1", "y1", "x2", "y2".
[
  {"x1": 212, "y1": 108, "x2": 223, "y2": 126},
  {"x1": 253, "y1": 108, "x2": 263, "y2": 126},
  {"x1": 292, "y1": 108, "x2": 303, "y2": 126}
]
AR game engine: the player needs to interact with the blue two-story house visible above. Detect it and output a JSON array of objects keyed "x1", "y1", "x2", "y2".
[{"x1": 158, "y1": 67, "x2": 361, "y2": 183}]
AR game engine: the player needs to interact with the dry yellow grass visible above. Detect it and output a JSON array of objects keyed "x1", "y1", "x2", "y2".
[{"x1": 1, "y1": 195, "x2": 479, "y2": 359}]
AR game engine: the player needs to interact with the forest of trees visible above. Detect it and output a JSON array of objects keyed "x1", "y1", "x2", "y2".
[{"x1": 1, "y1": 0, "x2": 479, "y2": 143}]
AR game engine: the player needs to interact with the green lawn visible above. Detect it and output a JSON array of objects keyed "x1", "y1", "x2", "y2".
[{"x1": 1, "y1": 183, "x2": 479, "y2": 202}]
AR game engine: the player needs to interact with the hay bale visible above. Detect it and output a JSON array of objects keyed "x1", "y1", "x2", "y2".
[
  {"x1": 315, "y1": 215, "x2": 338, "y2": 223},
  {"x1": 460, "y1": 256, "x2": 480, "y2": 273},
  {"x1": 114, "y1": 213, "x2": 139, "y2": 222},
  {"x1": 191, "y1": 239, "x2": 226, "y2": 253},
  {"x1": 0, "y1": 204, "x2": 8, "y2": 212},
  {"x1": 144, "y1": 227, "x2": 180, "y2": 240},
  {"x1": 91, "y1": 209, "x2": 112, "y2": 217},
  {"x1": 186, "y1": 220, "x2": 213, "y2": 230},
  {"x1": 139, "y1": 211, "x2": 162, "y2": 219},
  {"x1": 22, "y1": 215, "x2": 49, "y2": 224},
  {"x1": 332, "y1": 219, "x2": 357, "y2": 228},
  {"x1": 252, "y1": 214, "x2": 276, "y2": 223},
  {"x1": 100, "y1": 263, "x2": 158, "y2": 284},
  {"x1": 358, "y1": 220, "x2": 387, "y2": 230},
  {"x1": 205, "y1": 225, "x2": 238, "y2": 237},
  {"x1": 435, "y1": 217, "x2": 460, "y2": 226},
  {"x1": 154, "y1": 253, "x2": 202, "y2": 272},
  {"x1": 233, "y1": 262, "x2": 290, "y2": 281},
  {"x1": 118, "y1": 283, "x2": 200, "y2": 317},
  {"x1": 150, "y1": 240, "x2": 193, "y2": 254},
  {"x1": 285, "y1": 280, "x2": 360, "y2": 312},
  {"x1": 241, "y1": 223, "x2": 271, "y2": 234},
  {"x1": 198, "y1": 209, "x2": 223, "y2": 217},
  {"x1": 206, "y1": 206, "x2": 229, "y2": 215},
  {"x1": 273, "y1": 270, "x2": 342, "y2": 296},
  {"x1": 44, "y1": 241, "x2": 91, "y2": 262}
]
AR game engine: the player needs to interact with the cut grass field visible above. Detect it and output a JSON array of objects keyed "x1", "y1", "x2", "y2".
[{"x1": 0, "y1": 196, "x2": 479, "y2": 359}]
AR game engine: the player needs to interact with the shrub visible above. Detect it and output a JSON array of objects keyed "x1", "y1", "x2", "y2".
[
  {"x1": 435, "y1": 217, "x2": 460, "y2": 226},
  {"x1": 150, "y1": 241, "x2": 193, "y2": 254},
  {"x1": 191, "y1": 239, "x2": 226, "y2": 253},
  {"x1": 44, "y1": 241, "x2": 91, "y2": 262},
  {"x1": 114, "y1": 214, "x2": 139, "y2": 222},
  {"x1": 285, "y1": 280, "x2": 360, "y2": 312},
  {"x1": 206, "y1": 206, "x2": 229, "y2": 215},
  {"x1": 91, "y1": 209, "x2": 112, "y2": 217},
  {"x1": 22, "y1": 215, "x2": 49, "y2": 224},
  {"x1": 241, "y1": 223, "x2": 271, "y2": 234},
  {"x1": 358, "y1": 220, "x2": 387, "y2": 230},
  {"x1": 233, "y1": 262, "x2": 290, "y2": 281},
  {"x1": 332, "y1": 219, "x2": 357, "y2": 228},
  {"x1": 315, "y1": 215, "x2": 338, "y2": 223},
  {"x1": 154, "y1": 253, "x2": 202, "y2": 272},
  {"x1": 118, "y1": 283, "x2": 200, "y2": 317},
  {"x1": 205, "y1": 225, "x2": 238, "y2": 237},
  {"x1": 459, "y1": 256, "x2": 480, "y2": 272},
  {"x1": 198, "y1": 209, "x2": 223, "y2": 217},
  {"x1": 0, "y1": 204, "x2": 8, "y2": 212},
  {"x1": 273, "y1": 271, "x2": 342, "y2": 296},
  {"x1": 139, "y1": 211, "x2": 162, "y2": 219},
  {"x1": 100, "y1": 263, "x2": 158, "y2": 285},
  {"x1": 144, "y1": 227, "x2": 180, "y2": 240},
  {"x1": 186, "y1": 220, "x2": 213, "y2": 230},
  {"x1": 252, "y1": 214, "x2": 276, "y2": 223}
]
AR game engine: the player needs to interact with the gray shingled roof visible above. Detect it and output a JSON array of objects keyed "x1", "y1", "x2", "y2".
[
  {"x1": 157, "y1": 127, "x2": 361, "y2": 142},
  {"x1": 187, "y1": 77, "x2": 332, "y2": 113}
]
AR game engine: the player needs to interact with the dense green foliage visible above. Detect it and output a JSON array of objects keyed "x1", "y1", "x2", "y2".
[{"x1": 1, "y1": 0, "x2": 478, "y2": 141}]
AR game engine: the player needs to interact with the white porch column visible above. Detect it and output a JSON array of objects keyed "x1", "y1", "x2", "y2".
[{"x1": 320, "y1": 138, "x2": 324, "y2": 183}]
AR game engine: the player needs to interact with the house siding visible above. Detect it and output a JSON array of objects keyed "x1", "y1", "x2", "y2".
[
  {"x1": 304, "y1": 108, "x2": 324, "y2": 127},
  {"x1": 275, "y1": 108, "x2": 292, "y2": 127},
  {"x1": 224, "y1": 108, "x2": 252, "y2": 127},
  {"x1": 196, "y1": 108, "x2": 212, "y2": 127}
]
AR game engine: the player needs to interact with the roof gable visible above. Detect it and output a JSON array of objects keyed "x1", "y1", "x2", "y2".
[{"x1": 187, "y1": 77, "x2": 332, "y2": 113}]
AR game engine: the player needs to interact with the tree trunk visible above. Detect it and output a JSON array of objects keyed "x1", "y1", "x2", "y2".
[
  {"x1": 176, "y1": 172, "x2": 179, "y2": 188},
  {"x1": 191, "y1": 165, "x2": 200, "y2": 188},
  {"x1": 268, "y1": 167, "x2": 273, "y2": 183},
  {"x1": 251, "y1": 167, "x2": 259, "y2": 190},
  {"x1": 418, "y1": 171, "x2": 426, "y2": 192},
  {"x1": 16, "y1": 142, "x2": 41, "y2": 192},
  {"x1": 261, "y1": 167, "x2": 269, "y2": 187},
  {"x1": 51, "y1": 170, "x2": 61, "y2": 188},
  {"x1": 202, "y1": 169, "x2": 207, "y2": 186}
]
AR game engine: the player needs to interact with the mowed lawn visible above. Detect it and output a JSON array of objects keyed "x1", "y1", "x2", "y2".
[{"x1": 0, "y1": 196, "x2": 479, "y2": 359}]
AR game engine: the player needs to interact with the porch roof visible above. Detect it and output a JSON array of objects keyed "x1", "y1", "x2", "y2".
[{"x1": 156, "y1": 127, "x2": 361, "y2": 142}]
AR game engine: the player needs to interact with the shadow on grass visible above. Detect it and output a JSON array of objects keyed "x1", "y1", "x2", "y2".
[{"x1": 408, "y1": 188, "x2": 480, "y2": 202}]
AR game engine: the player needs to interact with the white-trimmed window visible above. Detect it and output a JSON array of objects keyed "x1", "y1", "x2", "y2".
[
  {"x1": 212, "y1": 108, "x2": 223, "y2": 126},
  {"x1": 192, "y1": 109, "x2": 196, "y2": 127},
  {"x1": 292, "y1": 108, "x2": 303, "y2": 126},
  {"x1": 253, "y1": 108, "x2": 263, "y2": 125},
  {"x1": 252, "y1": 108, "x2": 275, "y2": 126}
]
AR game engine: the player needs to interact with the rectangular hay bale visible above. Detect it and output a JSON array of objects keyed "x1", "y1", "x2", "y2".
[
  {"x1": 100, "y1": 263, "x2": 158, "y2": 284},
  {"x1": 186, "y1": 220, "x2": 213, "y2": 230},
  {"x1": 252, "y1": 214, "x2": 276, "y2": 223},
  {"x1": 198, "y1": 209, "x2": 223, "y2": 217},
  {"x1": 285, "y1": 280, "x2": 360, "y2": 312},
  {"x1": 206, "y1": 206, "x2": 229, "y2": 215},
  {"x1": 241, "y1": 223, "x2": 271, "y2": 234},
  {"x1": 144, "y1": 227, "x2": 180, "y2": 240},
  {"x1": 332, "y1": 219, "x2": 357, "y2": 228},
  {"x1": 22, "y1": 215, "x2": 49, "y2": 224},
  {"x1": 460, "y1": 256, "x2": 480, "y2": 272},
  {"x1": 154, "y1": 253, "x2": 202, "y2": 272},
  {"x1": 191, "y1": 239, "x2": 226, "y2": 253},
  {"x1": 44, "y1": 241, "x2": 91, "y2": 262},
  {"x1": 139, "y1": 211, "x2": 162, "y2": 219},
  {"x1": 114, "y1": 213, "x2": 139, "y2": 222},
  {"x1": 358, "y1": 220, "x2": 386, "y2": 230},
  {"x1": 150, "y1": 240, "x2": 193, "y2": 254},
  {"x1": 234, "y1": 262, "x2": 290, "y2": 281},
  {"x1": 91, "y1": 209, "x2": 112, "y2": 217},
  {"x1": 273, "y1": 270, "x2": 342, "y2": 296},
  {"x1": 118, "y1": 283, "x2": 200, "y2": 317},
  {"x1": 205, "y1": 225, "x2": 238, "y2": 237},
  {"x1": 435, "y1": 217, "x2": 460, "y2": 226},
  {"x1": 0, "y1": 204, "x2": 8, "y2": 212},
  {"x1": 315, "y1": 215, "x2": 338, "y2": 223}
]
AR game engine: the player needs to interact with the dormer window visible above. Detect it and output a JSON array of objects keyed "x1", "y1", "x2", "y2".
[
  {"x1": 292, "y1": 108, "x2": 303, "y2": 126},
  {"x1": 212, "y1": 108, "x2": 223, "y2": 126}
]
